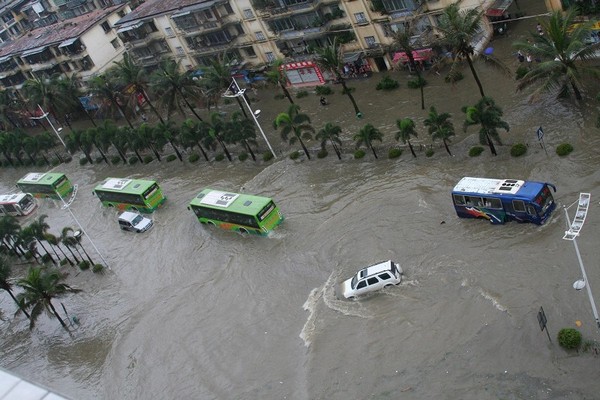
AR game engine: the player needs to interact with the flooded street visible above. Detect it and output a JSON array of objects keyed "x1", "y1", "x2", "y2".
[{"x1": 3, "y1": 10, "x2": 600, "y2": 399}]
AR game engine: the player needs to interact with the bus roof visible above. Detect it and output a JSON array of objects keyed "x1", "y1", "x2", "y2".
[
  {"x1": 94, "y1": 178, "x2": 157, "y2": 194},
  {"x1": 17, "y1": 172, "x2": 66, "y2": 185},
  {"x1": 453, "y1": 177, "x2": 546, "y2": 197},
  {"x1": 189, "y1": 188, "x2": 272, "y2": 215},
  {"x1": 0, "y1": 193, "x2": 29, "y2": 203}
]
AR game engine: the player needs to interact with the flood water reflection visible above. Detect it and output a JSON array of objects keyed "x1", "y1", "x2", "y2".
[{"x1": 2, "y1": 12, "x2": 600, "y2": 399}]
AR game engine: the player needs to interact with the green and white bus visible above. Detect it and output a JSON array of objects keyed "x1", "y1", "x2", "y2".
[
  {"x1": 16, "y1": 172, "x2": 74, "y2": 200},
  {"x1": 188, "y1": 189, "x2": 284, "y2": 235},
  {"x1": 93, "y1": 177, "x2": 166, "y2": 213}
]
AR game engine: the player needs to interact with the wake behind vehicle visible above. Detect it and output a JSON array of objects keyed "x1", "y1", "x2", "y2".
[
  {"x1": 341, "y1": 260, "x2": 403, "y2": 299},
  {"x1": 118, "y1": 211, "x2": 153, "y2": 233},
  {"x1": 452, "y1": 177, "x2": 556, "y2": 225}
]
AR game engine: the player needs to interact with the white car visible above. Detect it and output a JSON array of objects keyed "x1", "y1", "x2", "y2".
[
  {"x1": 341, "y1": 260, "x2": 403, "y2": 299},
  {"x1": 118, "y1": 211, "x2": 153, "y2": 233}
]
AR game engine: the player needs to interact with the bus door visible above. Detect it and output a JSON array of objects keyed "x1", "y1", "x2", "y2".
[{"x1": 511, "y1": 199, "x2": 537, "y2": 222}]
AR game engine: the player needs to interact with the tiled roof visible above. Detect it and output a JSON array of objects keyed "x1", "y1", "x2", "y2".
[
  {"x1": 0, "y1": 5, "x2": 123, "y2": 57},
  {"x1": 116, "y1": 0, "x2": 221, "y2": 25}
]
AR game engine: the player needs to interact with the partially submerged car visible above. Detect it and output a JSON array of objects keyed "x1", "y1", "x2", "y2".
[
  {"x1": 342, "y1": 260, "x2": 402, "y2": 299},
  {"x1": 118, "y1": 211, "x2": 153, "y2": 233}
]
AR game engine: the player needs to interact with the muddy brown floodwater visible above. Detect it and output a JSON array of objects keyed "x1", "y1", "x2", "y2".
[{"x1": 2, "y1": 5, "x2": 600, "y2": 399}]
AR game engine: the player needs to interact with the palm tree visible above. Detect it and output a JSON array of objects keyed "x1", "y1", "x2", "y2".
[
  {"x1": 0, "y1": 216, "x2": 25, "y2": 258},
  {"x1": 155, "y1": 120, "x2": 183, "y2": 161},
  {"x1": 60, "y1": 227, "x2": 80, "y2": 264},
  {"x1": 26, "y1": 215, "x2": 56, "y2": 265},
  {"x1": 462, "y1": 96, "x2": 509, "y2": 156},
  {"x1": 0, "y1": 256, "x2": 30, "y2": 319},
  {"x1": 436, "y1": 3, "x2": 486, "y2": 98},
  {"x1": 150, "y1": 59, "x2": 204, "y2": 122},
  {"x1": 179, "y1": 118, "x2": 210, "y2": 161},
  {"x1": 513, "y1": 10, "x2": 600, "y2": 101},
  {"x1": 45, "y1": 233, "x2": 72, "y2": 266},
  {"x1": 22, "y1": 134, "x2": 50, "y2": 166},
  {"x1": 265, "y1": 59, "x2": 294, "y2": 104},
  {"x1": 200, "y1": 54, "x2": 249, "y2": 117},
  {"x1": 88, "y1": 74, "x2": 134, "y2": 128},
  {"x1": 423, "y1": 106, "x2": 456, "y2": 156},
  {"x1": 392, "y1": 22, "x2": 426, "y2": 110},
  {"x1": 16, "y1": 266, "x2": 81, "y2": 330},
  {"x1": 136, "y1": 123, "x2": 162, "y2": 161},
  {"x1": 224, "y1": 112, "x2": 258, "y2": 161},
  {"x1": 113, "y1": 54, "x2": 165, "y2": 123},
  {"x1": 354, "y1": 123, "x2": 384, "y2": 159},
  {"x1": 0, "y1": 90, "x2": 20, "y2": 129},
  {"x1": 274, "y1": 104, "x2": 314, "y2": 159},
  {"x1": 64, "y1": 129, "x2": 94, "y2": 164},
  {"x1": 395, "y1": 118, "x2": 418, "y2": 157},
  {"x1": 315, "y1": 38, "x2": 362, "y2": 117},
  {"x1": 316, "y1": 122, "x2": 343, "y2": 160}
]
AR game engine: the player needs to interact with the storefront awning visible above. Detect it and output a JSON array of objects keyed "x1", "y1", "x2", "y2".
[
  {"x1": 393, "y1": 48, "x2": 433, "y2": 63},
  {"x1": 22, "y1": 46, "x2": 46, "y2": 57},
  {"x1": 58, "y1": 37, "x2": 78, "y2": 48},
  {"x1": 343, "y1": 52, "x2": 362, "y2": 64},
  {"x1": 116, "y1": 22, "x2": 143, "y2": 33},
  {"x1": 486, "y1": 0, "x2": 513, "y2": 16},
  {"x1": 0, "y1": 56, "x2": 10, "y2": 63}
]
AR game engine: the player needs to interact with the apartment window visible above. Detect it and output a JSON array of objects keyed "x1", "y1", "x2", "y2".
[
  {"x1": 100, "y1": 21, "x2": 111, "y2": 33},
  {"x1": 354, "y1": 12, "x2": 367, "y2": 24},
  {"x1": 223, "y1": 3, "x2": 234, "y2": 14},
  {"x1": 243, "y1": 8, "x2": 254, "y2": 19},
  {"x1": 255, "y1": 31, "x2": 265, "y2": 41},
  {"x1": 265, "y1": 52, "x2": 275, "y2": 62},
  {"x1": 383, "y1": 0, "x2": 411, "y2": 12},
  {"x1": 365, "y1": 36, "x2": 377, "y2": 47},
  {"x1": 245, "y1": 47, "x2": 256, "y2": 57},
  {"x1": 111, "y1": 38, "x2": 121, "y2": 49},
  {"x1": 204, "y1": 10, "x2": 213, "y2": 19},
  {"x1": 165, "y1": 26, "x2": 174, "y2": 36},
  {"x1": 176, "y1": 46, "x2": 185, "y2": 56}
]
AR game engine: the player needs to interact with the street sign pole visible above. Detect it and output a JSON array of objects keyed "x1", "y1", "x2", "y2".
[
  {"x1": 537, "y1": 126, "x2": 548, "y2": 156},
  {"x1": 537, "y1": 306, "x2": 551, "y2": 343}
]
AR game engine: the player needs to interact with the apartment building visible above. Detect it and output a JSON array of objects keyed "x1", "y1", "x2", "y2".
[
  {"x1": 0, "y1": 4, "x2": 130, "y2": 90},
  {"x1": 113, "y1": 0, "x2": 506, "y2": 85}
]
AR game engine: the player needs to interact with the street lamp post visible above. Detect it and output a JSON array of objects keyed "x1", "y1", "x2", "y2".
[
  {"x1": 57, "y1": 185, "x2": 110, "y2": 270},
  {"x1": 562, "y1": 193, "x2": 600, "y2": 329},
  {"x1": 223, "y1": 78, "x2": 277, "y2": 159},
  {"x1": 31, "y1": 104, "x2": 68, "y2": 151}
]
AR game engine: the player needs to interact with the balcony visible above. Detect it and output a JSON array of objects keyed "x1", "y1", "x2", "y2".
[
  {"x1": 258, "y1": 0, "x2": 318, "y2": 19},
  {"x1": 124, "y1": 32, "x2": 163, "y2": 49},
  {"x1": 277, "y1": 26, "x2": 325, "y2": 41}
]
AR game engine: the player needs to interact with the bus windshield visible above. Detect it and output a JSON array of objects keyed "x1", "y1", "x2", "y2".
[
  {"x1": 535, "y1": 186, "x2": 554, "y2": 213},
  {"x1": 19, "y1": 195, "x2": 34, "y2": 209}
]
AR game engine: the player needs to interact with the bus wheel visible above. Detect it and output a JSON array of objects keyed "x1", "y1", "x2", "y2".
[{"x1": 239, "y1": 228, "x2": 249, "y2": 235}]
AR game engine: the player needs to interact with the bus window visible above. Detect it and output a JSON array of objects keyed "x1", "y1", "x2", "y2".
[
  {"x1": 453, "y1": 195, "x2": 465, "y2": 205},
  {"x1": 465, "y1": 196, "x2": 483, "y2": 207},
  {"x1": 513, "y1": 200, "x2": 526, "y2": 212},
  {"x1": 483, "y1": 198, "x2": 502, "y2": 209}
]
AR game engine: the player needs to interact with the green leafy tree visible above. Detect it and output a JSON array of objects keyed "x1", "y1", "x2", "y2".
[
  {"x1": 395, "y1": 117, "x2": 418, "y2": 158},
  {"x1": 64, "y1": 129, "x2": 93, "y2": 164},
  {"x1": 26, "y1": 215, "x2": 56, "y2": 265},
  {"x1": 423, "y1": 106, "x2": 455, "y2": 156},
  {"x1": 274, "y1": 104, "x2": 314, "y2": 159},
  {"x1": 462, "y1": 96, "x2": 509, "y2": 156},
  {"x1": 436, "y1": 3, "x2": 486, "y2": 97},
  {"x1": 0, "y1": 256, "x2": 30, "y2": 319},
  {"x1": 60, "y1": 227, "x2": 81, "y2": 264},
  {"x1": 354, "y1": 123, "x2": 384, "y2": 159},
  {"x1": 315, "y1": 38, "x2": 362, "y2": 117},
  {"x1": 513, "y1": 10, "x2": 600, "y2": 100},
  {"x1": 0, "y1": 216, "x2": 25, "y2": 258},
  {"x1": 265, "y1": 59, "x2": 294, "y2": 104},
  {"x1": 316, "y1": 122, "x2": 343, "y2": 160},
  {"x1": 88, "y1": 74, "x2": 134, "y2": 128},
  {"x1": 392, "y1": 22, "x2": 426, "y2": 110},
  {"x1": 179, "y1": 118, "x2": 210, "y2": 161},
  {"x1": 155, "y1": 120, "x2": 183, "y2": 161},
  {"x1": 224, "y1": 112, "x2": 258, "y2": 161},
  {"x1": 16, "y1": 267, "x2": 81, "y2": 330}
]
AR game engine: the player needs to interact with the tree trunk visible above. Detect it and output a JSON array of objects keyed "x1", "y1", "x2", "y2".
[
  {"x1": 48, "y1": 300, "x2": 69, "y2": 330},
  {"x1": 6, "y1": 289, "x2": 30, "y2": 319},
  {"x1": 408, "y1": 141, "x2": 417, "y2": 158},
  {"x1": 279, "y1": 82, "x2": 294, "y2": 104},
  {"x1": 150, "y1": 144, "x2": 162, "y2": 162},
  {"x1": 96, "y1": 145, "x2": 109, "y2": 164},
  {"x1": 141, "y1": 90, "x2": 165, "y2": 124},
  {"x1": 369, "y1": 143, "x2": 378, "y2": 159},
  {"x1": 443, "y1": 139, "x2": 452, "y2": 156},
  {"x1": 466, "y1": 55, "x2": 485, "y2": 98},
  {"x1": 36, "y1": 239, "x2": 56, "y2": 265},
  {"x1": 113, "y1": 99, "x2": 134, "y2": 129},
  {"x1": 243, "y1": 140, "x2": 256, "y2": 161},
  {"x1": 236, "y1": 97, "x2": 249, "y2": 119},
  {"x1": 571, "y1": 80, "x2": 582, "y2": 100},
  {"x1": 298, "y1": 137, "x2": 311, "y2": 159},
  {"x1": 169, "y1": 140, "x2": 183, "y2": 161},
  {"x1": 178, "y1": 88, "x2": 204, "y2": 122},
  {"x1": 134, "y1": 149, "x2": 144, "y2": 163},
  {"x1": 485, "y1": 131, "x2": 497, "y2": 156},
  {"x1": 78, "y1": 243, "x2": 95, "y2": 265},
  {"x1": 196, "y1": 141, "x2": 210, "y2": 161},
  {"x1": 331, "y1": 140, "x2": 341, "y2": 160},
  {"x1": 217, "y1": 138, "x2": 232, "y2": 161},
  {"x1": 339, "y1": 78, "x2": 361, "y2": 117}
]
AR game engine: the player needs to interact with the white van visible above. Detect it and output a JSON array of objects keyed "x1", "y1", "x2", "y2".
[
  {"x1": 118, "y1": 211, "x2": 153, "y2": 233},
  {"x1": 341, "y1": 260, "x2": 402, "y2": 299}
]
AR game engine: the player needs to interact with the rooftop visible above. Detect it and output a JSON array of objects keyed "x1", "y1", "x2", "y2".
[{"x1": 115, "y1": 0, "x2": 224, "y2": 26}]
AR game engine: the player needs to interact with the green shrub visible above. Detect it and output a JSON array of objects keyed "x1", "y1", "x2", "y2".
[
  {"x1": 425, "y1": 148, "x2": 435, "y2": 157},
  {"x1": 445, "y1": 71, "x2": 464, "y2": 83},
  {"x1": 128, "y1": 156, "x2": 139, "y2": 165},
  {"x1": 95, "y1": 156, "x2": 104, "y2": 163},
  {"x1": 79, "y1": 158, "x2": 89, "y2": 166},
  {"x1": 274, "y1": 93, "x2": 285, "y2": 100},
  {"x1": 354, "y1": 149, "x2": 366, "y2": 159},
  {"x1": 407, "y1": 76, "x2": 428, "y2": 89},
  {"x1": 558, "y1": 328, "x2": 582, "y2": 349},
  {"x1": 78, "y1": 260, "x2": 90, "y2": 271},
  {"x1": 35, "y1": 159, "x2": 46, "y2": 167},
  {"x1": 188, "y1": 153, "x2": 200, "y2": 163},
  {"x1": 376, "y1": 75, "x2": 399, "y2": 91},
  {"x1": 510, "y1": 143, "x2": 527, "y2": 157},
  {"x1": 238, "y1": 152, "x2": 249, "y2": 162},
  {"x1": 215, "y1": 153, "x2": 225, "y2": 161},
  {"x1": 289, "y1": 151, "x2": 300, "y2": 160},
  {"x1": 315, "y1": 86, "x2": 333, "y2": 95},
  {"x1": 92, "y1": 264, "x2": 105, "y2": 274},
  {"x1": 469, "y1": 146, "x2": 485, "y2": 157},
  {"x1": 516, "y1": 66, "x2": 529, "y2": 80},
  {"x1": 143, "y1": 155, "x2": 153, "y2": 164},
  {"x1": 296, "y1": 90, "x2": 309, "y2": 98},
  {"x1": 166, "y1": 154, "x2": 177, "y2": 162},
  {"x1": 263, "y1": 152, "x2": 274, "y2": 162},
  {"x1": 556, "y1": 143, "x2": 574, "y2": 156},
  {"x1": 388, "y1": 148, "x2": 402, "y2": 159},
  {"x1": 317, "y1": 149, "x2": 328, "y2": 159},
  {"x1": 111, "y1": 156, "x2": 121, "y2": 165}
]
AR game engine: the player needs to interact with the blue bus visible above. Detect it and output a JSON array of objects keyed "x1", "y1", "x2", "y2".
[{"x1": 452, "y1": 177, "x2": 557, "y2": 225}]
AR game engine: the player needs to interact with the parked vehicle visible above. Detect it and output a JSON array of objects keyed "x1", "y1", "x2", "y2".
[
  {"x1": 118, "y1": 211, "x2": 153, "y2": 233},
  {"x1": 341, "y1": 260, "x2": 403, "y2": 299}
]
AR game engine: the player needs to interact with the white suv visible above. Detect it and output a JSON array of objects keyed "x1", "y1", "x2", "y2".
[
  {"x1": 118, "y1": 211, "x2": 153, "y2": 233},
  {"x1": 342, "y1": 260, "x2": 402, "y2": 299}
]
